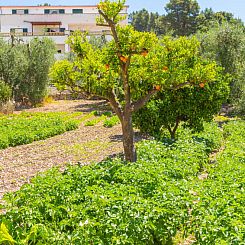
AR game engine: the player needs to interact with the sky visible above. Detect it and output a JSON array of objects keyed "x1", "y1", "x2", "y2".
[{"x1": 1, "y1": 0, "x2": 245, "y2": 22}]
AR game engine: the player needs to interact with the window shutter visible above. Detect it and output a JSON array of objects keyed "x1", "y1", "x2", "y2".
[
  {"x1": 24, "y1": 9, "x2": 29, "y2": 14},
  {"x1": 12, "y1": 9, "x2": 17, "y2": 14}
]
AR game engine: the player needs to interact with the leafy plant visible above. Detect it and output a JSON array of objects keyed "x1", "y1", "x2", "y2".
[
  {"x1": 103, "y1": 115, "x2": 120, "y2": 128},
  {"x1": 0, "y1": 112, "x2": 83, "y2": 149},
  {"x1": 1, "y1": 121, "x2": 237, "y2": 244},
  {"x1": 134, "y1": 72, "x2": 230, "y2": 139}
]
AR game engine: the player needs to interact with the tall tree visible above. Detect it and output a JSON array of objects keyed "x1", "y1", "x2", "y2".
[
  {"x1": 165, "y1": 0, "x2": 200, "y2": 36},
  {"x1": 197, "y1": 22, "x2": 245, "y2": 107},
  {"x1": 129, "y1": 9, "x2": 149, "y2": 32},
  {"x1": 129, "y1": 9, "x2": 167, "y2": 35},
  {"x1": 197, "y1": 8, "x2": 244, "y2": 31}
]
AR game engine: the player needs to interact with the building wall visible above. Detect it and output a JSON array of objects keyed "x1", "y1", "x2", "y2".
[
  {"x1": 0, "y1": 6, "x2": 120, "y2": 15},
  {"x1": 0, "y1": 5, "x2": 128, "y2": 53},
  {"x1": 0, "y1": 13, "x2": 127, "y2": 33}
]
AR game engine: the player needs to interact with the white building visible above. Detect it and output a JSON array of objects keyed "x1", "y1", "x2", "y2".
[{"x1": 0, "y1": 5, "x2": 128, "y2": 53}]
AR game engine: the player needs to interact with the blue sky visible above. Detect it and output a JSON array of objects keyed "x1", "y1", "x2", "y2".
[{"x1": 1, "y1": 0, "x2": 245, "y2": 21}]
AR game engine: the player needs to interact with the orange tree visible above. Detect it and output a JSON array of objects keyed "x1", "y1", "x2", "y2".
[
  {"x1": 133, "y1": 36, "x2": 230, "y2": 139},
  {"x1": 50, "y1": 0, "x2": 222, "y2": 162}
]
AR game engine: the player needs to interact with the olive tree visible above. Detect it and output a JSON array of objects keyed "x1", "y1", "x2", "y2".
[
  {"x1": 50, "y1": 1, "x2": 221, "y2": 162},
  {"x1": 0, "y1": 37, "x2": 55, "y2": 105}
]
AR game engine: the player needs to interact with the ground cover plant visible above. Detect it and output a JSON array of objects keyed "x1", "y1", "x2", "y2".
[
  {"x1": 188, "y1": 120, "x2": 245, "y2": 244},
  {"x1": 84, "y1": 111, "x2": 120, "y2": 128},
  {"x1": 2, "y1": 121, "x2": 244, "y2": 244},
  {"x1": 0, "y1": 112, "x2": 83, "y2": 149}
]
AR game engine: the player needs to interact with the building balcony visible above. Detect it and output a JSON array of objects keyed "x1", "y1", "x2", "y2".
[{"x1": 0, "y1": 30, "x2": 111, "y2": 38}]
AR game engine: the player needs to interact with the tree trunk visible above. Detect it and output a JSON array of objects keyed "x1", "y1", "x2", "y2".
[{"x1": 121, "y1": 113, "x2": 137, "y2": 162}]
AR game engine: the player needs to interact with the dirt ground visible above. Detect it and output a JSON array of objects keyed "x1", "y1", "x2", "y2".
[{"x1": 0, "y1": 100, "x2": 124, "y2": 201}]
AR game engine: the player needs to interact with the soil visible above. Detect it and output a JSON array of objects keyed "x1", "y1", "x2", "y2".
[{"x1": 0, "y1": 99, "x2": 125, "y2": 201}]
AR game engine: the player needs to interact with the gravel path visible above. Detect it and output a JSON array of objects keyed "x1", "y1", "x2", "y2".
[{"x1": 0, "y1": 100, "x2": 123, "y2": 201}]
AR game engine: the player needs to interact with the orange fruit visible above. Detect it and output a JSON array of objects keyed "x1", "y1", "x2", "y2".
[
  {"x1": 162, "y1": 66, "x2": 168, "y2": 71},
  {"x1": 155, "y1": 85, "x2": 161, "y2": 91},
  {"x1": 120, "y1": 56, "x2": 128, "y2": 63},
  {"x1": 199, "y1": 83, "x2": 205, "y2": 88},
  {"x1": 105, "y1": 64, "x2": 110, "y2": 70}
]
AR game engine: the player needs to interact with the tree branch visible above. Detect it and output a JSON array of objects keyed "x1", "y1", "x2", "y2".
[
  {"x1": 107, "y1": 90, "x2": 123, "y2": 121},
  {"x1": 98, "y1": 10, "x2": 120, "y2": 52},
  {"x1": 131, "y1": 89, "x2": 158, "y2": 112},
  {"x1": 171, "y1": 81, "x2": 194, "y2": 90}
]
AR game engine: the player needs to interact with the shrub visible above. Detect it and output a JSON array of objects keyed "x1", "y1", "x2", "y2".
[{"x1": 134, "y1": 76, "x2": 229, "y2": 139}]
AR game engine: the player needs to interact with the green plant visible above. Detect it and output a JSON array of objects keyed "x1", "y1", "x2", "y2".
[
  {"x1": 1, "y1": 121, "x2": 234, "y2": 244},
  {"x1": 103, "y1": 115, "x2": 120, "y2": 127},
  {"x1": 0, "y1": 80, "x2": 12, "y2": 105},
  {"x1": 0, "y1": 111, "x2": 83, "y2": 149},
  {"x1": 134, "y1": 73, "x2": 230, "y2": 139},
  {"x1": 0, "y1": 37, "x2": 55, "y2": 105}
]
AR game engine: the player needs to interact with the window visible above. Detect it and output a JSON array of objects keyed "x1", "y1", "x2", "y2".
[
  {"x1": 44, "y1": 9, "x2": 65, "y2": 14},
  {"x1": 72, "y1": 9, "x2": 83, "y2": 14},
  {"x1": 10, "y1": 28, "x2": 28, "y2": 34},
  {"x1": 12, "y1": 9, "x2": 29, "y2": 14}
]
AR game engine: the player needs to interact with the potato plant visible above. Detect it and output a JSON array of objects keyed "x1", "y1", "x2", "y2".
[
  {"x1": 2, "y1": 122, "x2": 243, "y2": 244},
  {"x1": 0, "y1": 112, "x2": 83, "y2": 149}
]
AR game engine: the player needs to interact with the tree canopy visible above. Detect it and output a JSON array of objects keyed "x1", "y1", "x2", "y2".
[{"x1": 165, "y1": 0, "x2": 200, "y2": 36}]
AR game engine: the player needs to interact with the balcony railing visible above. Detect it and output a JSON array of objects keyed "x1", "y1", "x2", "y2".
[
  {"x1": 0, "y1": 30, "x2": 111, "y2": 37},
  {"x1": 0, "y1": 32, "x2": 66, "y2": 37}
]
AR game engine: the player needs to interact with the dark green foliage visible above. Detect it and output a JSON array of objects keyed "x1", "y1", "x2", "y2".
[
  {"x1": 129, "y1": 9, "x2": 167, "y2": 36},
  {"x1": 197, "y1": 8, "x2": 244, "y2": 32},
  {"x1": 165, "y1": 0, "x2": 200, "y2": 36},
  {"x1": 0, "y1": 112, "x2": 82, "y2": 149}
]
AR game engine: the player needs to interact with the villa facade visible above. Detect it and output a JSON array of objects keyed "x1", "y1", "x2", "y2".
[{"x1": 0, "y1": 5, "x2": 128, "y2": 53}]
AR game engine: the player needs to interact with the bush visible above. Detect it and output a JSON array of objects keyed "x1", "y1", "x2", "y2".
[
  {"x1": 134, "y1": 77, "x2": 229, "y2": 139},
  {"x1": 0, "y1": 38, "x2": 55, "y2": 106}
]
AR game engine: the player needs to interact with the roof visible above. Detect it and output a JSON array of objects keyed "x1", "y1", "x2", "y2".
[
  {"x1": 0, "y1": 5, "x2": 129, "y2": 9},
  {"x1": 26, "y1": 21, "x2": 62, "y2": 25}
]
